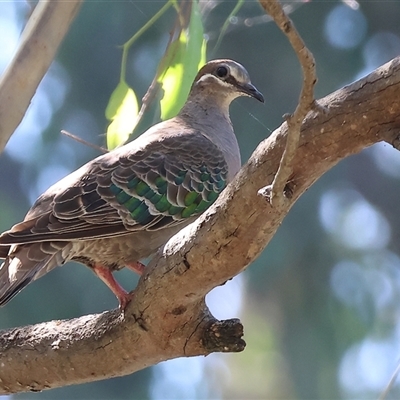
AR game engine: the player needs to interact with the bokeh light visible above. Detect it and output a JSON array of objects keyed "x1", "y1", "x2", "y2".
[
  {"x1": 324, "y1": 4, "x2": 367, "y2": 49},
  {"x1": 5, "y1": 62, "x2": 70, "y2": 164},
  {"x1": 319, "y1": 186, "x2": 391, "y2": 250}
]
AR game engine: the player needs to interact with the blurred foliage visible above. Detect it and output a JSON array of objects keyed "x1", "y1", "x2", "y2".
[
  {"x1": 105, "y1": 0, "x2": 206, "y2": 149},
  {"x1": 106, "y1": 80, "x2": 139, "y2": 149},
  {"x1": 1, "y1": 0, "x2": 400, "y2": 399},
  {"x1": 157, "y1": 0, "x2": 206, "y2": 120}
]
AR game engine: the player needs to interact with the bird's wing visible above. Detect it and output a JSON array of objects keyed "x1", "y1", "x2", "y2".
[
  {"x1": 0, "y1": 130, "x2": 229, "y2": 245},
  {"x1": 0, "y1": 246, "x2": 9, "y2": 259}
]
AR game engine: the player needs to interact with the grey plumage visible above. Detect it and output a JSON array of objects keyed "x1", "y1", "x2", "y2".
[{"x1": 0, "y1": 59, "x2": 264, "y2": 309}]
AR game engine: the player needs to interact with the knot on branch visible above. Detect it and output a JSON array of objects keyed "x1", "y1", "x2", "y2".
[
  {"x1": 202, "y1": 318, "x2": 245, "y2": 353},
  {"x1": 257, "y1": 181, "x2": 294, "y2": 205}
]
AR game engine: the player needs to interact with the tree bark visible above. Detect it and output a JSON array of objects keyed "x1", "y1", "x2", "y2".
[
  {"x1": 0, "y1": 0, "x2": 83, "y2": 151},
  {"x1": 0, "y1": 57, "x2": 399, "y2": 394}
]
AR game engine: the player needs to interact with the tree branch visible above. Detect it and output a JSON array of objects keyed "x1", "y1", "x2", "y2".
[
  {"x1": 0, "y1": 0, "x2": 83, "y2": 152},
  {"x1": 1, "y1": 56, "x2": 400, "y2": 394},
  {"x1": 258, "y1": 0, "x2": 318, "y2": 205}
]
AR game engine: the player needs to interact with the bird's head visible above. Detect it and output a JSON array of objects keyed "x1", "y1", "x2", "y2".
[{"x1": 191, "y1": 59, "x2": 264, "y2": 104}]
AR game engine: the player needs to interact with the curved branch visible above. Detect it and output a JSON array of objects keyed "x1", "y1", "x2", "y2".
[
  {"x1": 0, "y1": 57, "x2": 399, "y2": 394},
  {"x1": 258, "y1": 0, "x2": 318, "y2": 205},
  {"x1": 0, "y1": 0, "x2": 83, "y2": 152}
]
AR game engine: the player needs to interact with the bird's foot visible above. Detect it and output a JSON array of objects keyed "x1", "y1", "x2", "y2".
[
  {"x1": 125, "y1": 261, "x2": 146, "y2": 276},
  {"x1": 117, "y1": 291, "x2": 134, "y2": 312},
  {"x1": 92, "y1": 264, "x2": 133, "y2": 311}
]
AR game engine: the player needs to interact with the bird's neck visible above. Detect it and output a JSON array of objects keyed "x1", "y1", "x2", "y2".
[
  {"x1": 178, "y1": 93, "x2": 241, "y2": 182},
  {"x1": 179, "y1": 93, "x2": 231, "y2": 121},
  {"x1": 178, "y1": 92, "x2": 233, "y2": 139}
]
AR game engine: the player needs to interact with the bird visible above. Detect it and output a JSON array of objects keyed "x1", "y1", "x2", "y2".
[{"x1": 0, "y1": 59, "x2": 264, "y2": 310}]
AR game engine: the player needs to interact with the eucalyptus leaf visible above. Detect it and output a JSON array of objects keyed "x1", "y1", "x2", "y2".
[
  {"x1": 105, "y1": 81, "x2": 139, "y2": 150},
  {"x1": 158, "y1": 1, "x2": 206, "y2": 120}
]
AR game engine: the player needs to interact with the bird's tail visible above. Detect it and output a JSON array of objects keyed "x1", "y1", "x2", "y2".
[{"x1": 0, "y1": 243, "x2": 66, "y2": 306}]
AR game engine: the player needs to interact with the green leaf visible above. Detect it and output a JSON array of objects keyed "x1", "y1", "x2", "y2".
[
  {"x1": 158, "y1": 0, "x2": 207, "y2": 120},
  {"x1": 105, "y1": 81, "x2": 139, "y2": 150}
]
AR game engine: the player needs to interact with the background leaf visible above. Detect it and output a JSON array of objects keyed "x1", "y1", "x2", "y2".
[
  {"x1": 105, "y1": 80, "x2": 138, "y2": 150},
  {"x1": 158, "y1": 1, "x2": 206, "y2": 120}
]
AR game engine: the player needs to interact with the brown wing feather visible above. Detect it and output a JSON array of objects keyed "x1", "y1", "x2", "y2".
[
  {"x1": 0, "y1": 246, "x2": 10, "y2": 259},
  {"x1": 0, "y1": 121, "x2": 229, "y2": 246}
]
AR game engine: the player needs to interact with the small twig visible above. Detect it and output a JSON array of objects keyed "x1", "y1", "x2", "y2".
[
  {"x1": 61, "y1": 130, "x2": 108, "y2": 154},
  {"x1": 258, "y1": 0, "x2": 318, "y2": 206},
  {"x1": 130, "y1": 30, "x2": 176, "y2": 137},
  {"x1": 379, "y1": 360, "x2": 400, "y2": 400},
  {"x1": 129, "y1": 7, "x2": 183, "y2": 139},
  {"x1": 120, "y1": 0, "x2": 174, "y2": 83},
  {"x1": 212, "y1": 0, "x2": 244, "y2": 54}
]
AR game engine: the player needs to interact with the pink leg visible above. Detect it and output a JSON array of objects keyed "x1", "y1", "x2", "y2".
[
  {"x1": 93, "y1": 264, "x2": 133, "y2": 310},
  {"x1": 125, "y1": 261, "x2": 146, "y2": 276}
]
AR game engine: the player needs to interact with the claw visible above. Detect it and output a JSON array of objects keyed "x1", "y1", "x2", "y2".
[{"x1": 117, "y1": 291, "x2": 134, "y2": 311}]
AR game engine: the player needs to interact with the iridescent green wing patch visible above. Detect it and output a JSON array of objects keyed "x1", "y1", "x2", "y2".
[{"x1": 110, "y1": 132, "x2": 230, "y2": 229}]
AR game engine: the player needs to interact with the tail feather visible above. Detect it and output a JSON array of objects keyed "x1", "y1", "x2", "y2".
[
  {"x1": 0, "y1": 243, "x2": 67, "y2": 306},
  {"x1": 0, "y1": 258, "x2": 38, "y2": 306}
]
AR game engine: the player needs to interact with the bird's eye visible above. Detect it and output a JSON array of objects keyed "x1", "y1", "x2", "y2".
[{"x1": 216, "y1": 66, "x2": 229, "y2": 78}]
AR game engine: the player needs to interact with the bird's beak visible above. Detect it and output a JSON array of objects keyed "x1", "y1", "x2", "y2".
[{"x1": 239, "y1": 83, "x2": 264, "y2": 103}]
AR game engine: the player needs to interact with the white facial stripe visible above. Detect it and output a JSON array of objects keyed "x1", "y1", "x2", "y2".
[
  {"x1": 197, "y1": 74, "x2": 234, "y2": 89},
  {"x1": 229, "y1": 66, "x2": 250, "y2": 85}
]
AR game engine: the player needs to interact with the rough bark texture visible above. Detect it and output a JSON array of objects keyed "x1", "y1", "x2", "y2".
[{"x1": 0, "y1": 57, "x2": 400, "y2": 394}]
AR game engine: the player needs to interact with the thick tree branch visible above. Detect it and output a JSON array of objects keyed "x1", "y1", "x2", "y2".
[
  {"x1": 0, "y1": 0, "x2": 82, "y2": 152},
  {"x1": 1, "y1": 57, "x2": 400, "y2": 394}
]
